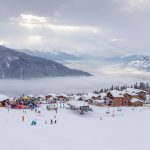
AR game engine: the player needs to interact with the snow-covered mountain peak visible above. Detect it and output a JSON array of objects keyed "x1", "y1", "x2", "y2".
[{"x1": 120, "y1": 55, "x2": 150, "y2": 71}]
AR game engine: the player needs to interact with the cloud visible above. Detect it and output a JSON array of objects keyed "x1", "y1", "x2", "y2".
[
  {"x1": 2, "y1": 13, "x2": 115, "y2": 56},
  {"x1": 115, "y1": 0, "x2": 150, "y2": 12},
  {"x1": 110, "y1": 38, "x2": 124, "y2": 42},
  {"x1": 0, "y1": 39, "x2": 7, "y2": 45},
  {"x1": 10, "y1": 14, "x2": 101, "y2": 34},
  {"x1": 28, "y1": 35, "x2": 43, "y2": 46}
]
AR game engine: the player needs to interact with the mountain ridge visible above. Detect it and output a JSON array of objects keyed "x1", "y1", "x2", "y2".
[
  {"x1": 19, "y1": 49, "x2": 82, "y2": 64},
  {"x1": 0, "y1": 46, "x2": 92, "y2": 79},
  {"x1": 120, "y1": 56, "x2": 150, "y2": 71}
]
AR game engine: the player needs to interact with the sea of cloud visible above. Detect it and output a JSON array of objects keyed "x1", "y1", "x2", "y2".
[{"x1": 0, "y1": 70, "x2": 150, "y2": 97}]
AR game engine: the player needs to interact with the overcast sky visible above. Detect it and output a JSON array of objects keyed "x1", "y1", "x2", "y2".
[{"x1": 0, "y1": 0, "x2": 150, "y2": 56}]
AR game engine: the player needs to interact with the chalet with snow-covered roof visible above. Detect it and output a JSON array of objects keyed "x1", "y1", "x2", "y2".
[
  {"x1": 100, "y1": 93, "x2": 107, "y2": 99},
  {"x1": 91, "y1": 95, "x2": 101, "y2": 100},
  {"x1": 123, "y1": 88, "x2": 147, "y2": 100},
  {"x1": 122, "y1": 92, "x2": 133, "y2": 102},
  {"x1": 129, "y1": 98, "x2": 144, "y2": 107},
  {"x1": 45, "y1": 93, "x2": 57, "y2": 99},
  {"x1": 84, "y1": 93, "x2": 100, "y2": 101},
  {"x1": 57, "y1": 94, "x2": 69, "y2": 101},
  {"x1": 106, "y1": 90, "x2": 129, "y2": 106},
  {"x1": 92, "y1": 100, "x2": 105, "y2": 106}
]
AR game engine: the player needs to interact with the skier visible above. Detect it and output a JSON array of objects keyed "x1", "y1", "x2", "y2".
[
  {"x1": 55, "y1": 107, "x2": 58, "y2": 114},
  {"x1": 50, "y1": 119, "x2": 53, "y2": 124},
  {"x1": 31, "y1": 119, "x2": 37, "y2": 126},
  {"x1": 54, "y1": 120, "x2": 57, "y2": 124}
]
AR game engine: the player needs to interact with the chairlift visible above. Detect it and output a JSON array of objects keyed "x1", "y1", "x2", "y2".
[
  {"x1": 105, "y1": 107, "x2": 110, "y2": 114},
  {"x1": 117, "y1": 107, "x2": 122, "y2": 111},
  {"x1": 131, "y1": 107, "x2": 135, "y2": 110},
  {"x1": 105, "y1": 110, "x2": 110, "y2": 114}
]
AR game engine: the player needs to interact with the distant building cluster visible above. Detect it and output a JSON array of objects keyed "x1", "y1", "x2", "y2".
[{"x1": 0, "y1": 82, "x2": 150, "y2": 109}]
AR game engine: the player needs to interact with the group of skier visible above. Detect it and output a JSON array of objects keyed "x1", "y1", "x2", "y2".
[
  {"x1": 31, "y1": 115, "x2": 57, "y2": 126},
  {"x1": 30, "y1": 101, "x2": 65, "y2": 126}
]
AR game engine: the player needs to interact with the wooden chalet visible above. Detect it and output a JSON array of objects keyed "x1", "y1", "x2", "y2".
[
  {"x1": 106, "y1": 90, "x2": 129, "y2": 106},
  {"x1": 123, "y1": 88, "x2": 147, "y2": 100},
  {"x1": 129, "y1": 98, "x2": 144, "y2": 107}
]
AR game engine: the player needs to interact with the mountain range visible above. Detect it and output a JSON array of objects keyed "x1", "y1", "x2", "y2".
[
  {"x1": 20, "y1": 49, "x2": 82, "y2": 64},
  {"x1": 0, "y1": 46, "x2": 91, "y2": 79},
  {"x1": 120, "y1": 55, "x2": 150, "y2": 71},
  {"x1": 14, "y1": 48, "x2": 150, "y2": 73}
]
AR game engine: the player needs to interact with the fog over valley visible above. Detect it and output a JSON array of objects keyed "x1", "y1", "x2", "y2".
[{"x1": 1, "y1": 72, "x2": 150, "y2": 97}]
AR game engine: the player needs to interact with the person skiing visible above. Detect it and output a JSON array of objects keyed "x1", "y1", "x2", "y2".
[
  {"x1": 100, "y1": 116, "x2": 102, "y2": 120},
  {"x1": 55, "y1": 107, "x2": 58, "y2": 114},
  {"x1": 50, "y1": 119, "x2": 53, "y2": 124},
  {"x1": 31, "y1": 119, "x2": 37, "y2": 126},
  {"x1": 54, "y1": 120, "x2": 57, "y2": 124}
]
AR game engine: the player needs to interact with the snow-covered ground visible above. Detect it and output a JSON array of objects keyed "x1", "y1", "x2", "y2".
[{"x1": 0, "y1": 104, "x2": 150, "y2": 150}]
